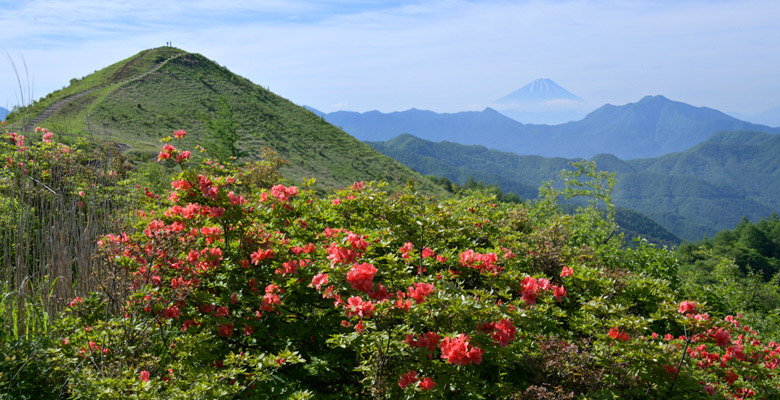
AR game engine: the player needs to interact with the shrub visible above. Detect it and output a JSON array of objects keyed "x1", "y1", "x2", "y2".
[{"x1": 3, "y1": 128, "x2": 780, "y2": 398}]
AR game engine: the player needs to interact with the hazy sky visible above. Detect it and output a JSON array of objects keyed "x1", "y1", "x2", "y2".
[{"x1": 1, "y1": 0, "x2": 779, "y2": 114}]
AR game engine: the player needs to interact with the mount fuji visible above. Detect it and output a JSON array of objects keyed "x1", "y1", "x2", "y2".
[
  {"x1": 496, "y1": 78, "x2": 583, "y2": 103},
  {"x1": 491, "y1": 78, "x2": 591, "y2": 124}
]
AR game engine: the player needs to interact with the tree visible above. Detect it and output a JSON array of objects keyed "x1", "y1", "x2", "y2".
[{"x1": 202, "y1": 96, "x2": 247, "y2": 162}]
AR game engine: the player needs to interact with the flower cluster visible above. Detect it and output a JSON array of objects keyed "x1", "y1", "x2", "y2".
[
  {"x1": 398, "y1": 370, "x2": 435, "y2": 390},
  {"x1": 439, "y1": 334, "x2": 484, "y2": 365},
  {"x1": 480, "y1": 318, "x2": 517, "y2": 346},
  {"x1": 406, "y1": 282, "x2": 435, "y2": 304},
  {"x1": 519, "y1": 276, "x2": 567, "y2": 305},
  {"x1": 346, "y1": 263, "x2": 377, "y2": 293},
  {"x1": 459, "y1": 249, "x2": 502, "y2": 274},
  {"x1": 404, "y1": 331, "x2": 441, "y2": 357}
]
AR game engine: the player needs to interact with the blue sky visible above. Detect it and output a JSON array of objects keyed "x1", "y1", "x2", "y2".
[{"x1": 1, "y1": 0, "x2": 779, "y2": 115}]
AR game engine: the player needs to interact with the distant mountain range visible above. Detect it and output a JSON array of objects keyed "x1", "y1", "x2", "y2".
[
  {"x1": 368, "y1": 131, "x2": 780, "y2": 241},
  {"x1": 729, "y1": 105, "x2": 780, "y2": 127},
  {"x1": 312, "y1": 95, "x2": 780, "y2": 159},
  {"x1": 0, "y1": 106, "x2": 8, "y2": 120}
]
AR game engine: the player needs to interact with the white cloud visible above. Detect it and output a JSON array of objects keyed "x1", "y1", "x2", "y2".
[{"x1": 2, "y1": 0, "x2": 780, "y2": 114}]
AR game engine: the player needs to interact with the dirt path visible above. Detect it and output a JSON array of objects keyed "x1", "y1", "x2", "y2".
[{"x1": 23, "y1": 53, "x2": 186, "y2": 132}]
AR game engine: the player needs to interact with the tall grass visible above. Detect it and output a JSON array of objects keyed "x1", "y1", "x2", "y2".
[{"x1": 0, "y1": 132, "x2": 137, "y2": 339}]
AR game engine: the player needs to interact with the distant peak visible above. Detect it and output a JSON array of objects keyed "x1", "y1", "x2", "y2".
[
  {"x1": 495, "y1": 78, "x2": 583, "y2": 104},
  {"x1": 527, "y1": 78, "x2": 555, "y2": 92},
  {"x1": 639, "y1": 95, "x2": 670, "y2": 102}
]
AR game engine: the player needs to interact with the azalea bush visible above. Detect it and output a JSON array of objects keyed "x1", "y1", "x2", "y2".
[{"x1": 3, "y1": 127, "x2": 780, "y2": 399}]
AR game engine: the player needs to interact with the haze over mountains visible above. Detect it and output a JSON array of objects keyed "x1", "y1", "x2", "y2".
[
  {"x1": 0, "y1": 107, "x2": 8, "y2": 120},
  {"x1": 729, "y1": 105, "x2": 780, "y2": 127},
  {"x1": 313, "y1": 95, "x2": 780, "y2": 159}
]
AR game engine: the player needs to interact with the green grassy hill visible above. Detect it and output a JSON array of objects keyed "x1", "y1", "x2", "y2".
[{"x1": 5, "y1": 47, "x2": 443, "y2": 193}]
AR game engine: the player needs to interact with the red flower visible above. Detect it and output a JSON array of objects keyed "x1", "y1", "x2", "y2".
[
  {"x1": 404, "y1": 331, "x2": 441, "y2": 357},
  {"x1": 251, "y1": 248, "x2": 274, "y2": 265},
  {"x1": 262, "y1": 284, "x2": 282, "y2": 312},
  {"x1": 176, "y1": 151, "x2": 191, "y2": 162},
  {"x1": 421, "y1": 247, "x2": 435, "y2": 258},
  {"x1": 560, "y1": 266, "x2": 573, "y2": 277},
  {"x1": 712, "y1": 328, "x2": 731, "y2": 347},
  {"x1": 173, "y1": 129, "x2": 187, "y2": 139},
  {"x1": 399, "y1": 242, "x2": 414, "y2": 259},
  {"x1": 418, "y1": 377, "x2": 436, "y2": 390},
  {"x1": 724, "y1": 370, "x2": 739, "y2": 385},
  {"x1": 275, "y1": 260, "x2": 300, "y2": 276},
  {"x1": 491, "y1": 319, "x2": 516, "y2": 346},
  {"x1": 678, "y1": 300, "x2": 697, "y2": 315},
  {"x1": 460, "y1": 250, "x2": 501, "y2": 274},
  {"x1": 347, "y1": 233, "x2": 369, "y2": 251},
  {"x1": 520, "y1": 276, "x2": 539, "y2": 305},
  {"x1": 552, "y1": 285, "x2": 567, "y2": 302},
  {"x1": 398, "y1": 370, "x2": 419, "y2": 388},
  {"x1": 326, "y1": 243, "x2": 358, "y2": 265},
  {"x1": 345, "y1": 296, "x2": 375, "y2": 318},
  {"x1": 311, "y1": 273, "x2": 329, "y2": 291},
  {"x1": 608, "y1": 326, "x2": 630, "y2": 341},
  {"x1": 440, "y1": 334, "x2": 483, "y2": 365},
  {"x1": 218, "y1": 323, "x2": 234, "y2": 338},
  {"x1": 160, "y1": 306, "x2": 181, "y2": 319},
  {"x1": 139, "y1": 370, "x2": 150, "y2": 382},
  {"x1": 69, "y1": 296, "x2": 84, "y2": 307},
  {"x1": 270, "y1": 184, "x2": 298, "y2": 202},
  {"x1": 346, "y1": 263, "x2": 377, "y2": 293},
  {"x1": 407, "y1": 282, "x2": 435, "y2": 304}
]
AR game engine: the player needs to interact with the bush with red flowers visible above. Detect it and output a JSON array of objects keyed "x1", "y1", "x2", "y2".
[{"x1": 3, "y1": 128, "x2": 780, "y2": 399}]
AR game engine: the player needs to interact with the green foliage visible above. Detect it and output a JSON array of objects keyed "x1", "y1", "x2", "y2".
[
  {"x1": 201, "y1": 96, "x2": 248, "y2": 162},
  {"x1": 4, "y1": 133, "x2": 780, "y2": 398},
  {"x1": 676, "y1": 214, "x2": 780, "y2": 338},
  {"x1": 680, "y1": 214, "x2": 780, "y2": 280}
]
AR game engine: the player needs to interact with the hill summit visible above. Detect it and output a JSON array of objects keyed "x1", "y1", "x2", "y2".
[{"x1": 6, "y1": 47, "x2": 440, "y2": 192}]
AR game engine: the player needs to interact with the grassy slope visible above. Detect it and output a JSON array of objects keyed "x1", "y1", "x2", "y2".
[{"x1": 7, "y1": 48, "x2": 443, "y2": 194}]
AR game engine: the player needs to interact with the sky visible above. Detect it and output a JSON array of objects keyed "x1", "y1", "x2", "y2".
[{"x1": 1, "y1": 0, "x2": 780, "y2": 115}]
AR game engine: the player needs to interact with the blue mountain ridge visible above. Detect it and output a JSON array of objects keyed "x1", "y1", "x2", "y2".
[{"x1": 313, "y1": 95, "x2": 780, "y2": 159}]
